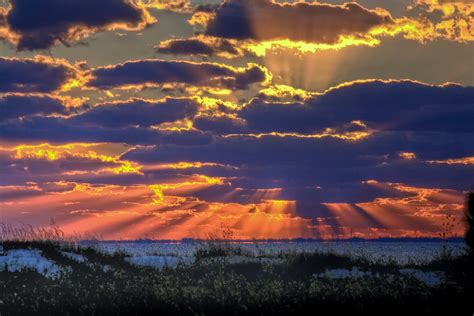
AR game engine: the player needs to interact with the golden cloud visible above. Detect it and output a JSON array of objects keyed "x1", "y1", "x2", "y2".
[
  {"x1": 188, "y1": 0, "x2": 473, "y2": 57},
  {"x1": 4, "y1": 143, "x2": 143, "y2": 175}
]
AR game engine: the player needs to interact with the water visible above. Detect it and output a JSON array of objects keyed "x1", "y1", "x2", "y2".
[{"x1": 88, "y1": 241, "x2": 468, "y2": 264}]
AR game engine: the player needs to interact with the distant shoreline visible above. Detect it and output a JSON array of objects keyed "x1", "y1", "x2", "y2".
[{"x1": 81, "y1": 237, "x2": 466, "y2": 244}]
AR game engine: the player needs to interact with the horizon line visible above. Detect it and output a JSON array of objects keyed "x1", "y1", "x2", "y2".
[{"x1": 79, "y1": 236, "x2": 466, "y2": 243}]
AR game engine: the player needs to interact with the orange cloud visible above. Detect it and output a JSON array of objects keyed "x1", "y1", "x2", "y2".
[
  {"x1": 134, "y1": 0, "x2": 192, "y2": 13},
  {"x1": 257, "y1": 84, "x2": 315, "y2": 102},
  {"x1": 409, "y1": 0, "x2": 474, "y2": 41},
  {"x1": 0, "y1": 178, "x2": 467, "y2": 240},
  {"x1": 144, "y1": 161, "x2": 238, "y2": 171},
  {"x1": 148, "y1": 175, "x2": 225, "y2": 205},
  {"x1": 411, "y1": 0, "x2": 474, "y2": 17},
  {"x1": 0, "y1": 179, "x2": 312, "y2": 240},
  {"x1": 3, "y1": 143, "x2": 143, "y2": 175},
  {"x1": 427, "y1": 156, "x2": 474, "y2": 165},
  {"x1": 222, "y1": 129, "x2": 373, "y2": 141},
  {"x1": 399, "y1": 152, "x2": 417, "y2": 160},
  {"x1": 357, "y1": 180, "x2": 466, "y2": 237}
]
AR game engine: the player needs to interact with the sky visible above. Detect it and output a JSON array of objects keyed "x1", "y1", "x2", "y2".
[{"x1": 0, "y1": 0, "x2": 473, "y2": 240}]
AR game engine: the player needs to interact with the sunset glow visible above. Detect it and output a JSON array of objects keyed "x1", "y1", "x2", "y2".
[{"x1": 0, "y1": 0, "x2": 472, "y2": 240}]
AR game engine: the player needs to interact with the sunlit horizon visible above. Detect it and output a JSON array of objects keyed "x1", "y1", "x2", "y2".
[{"x1": 0, "y1": 0, "x2": 473, "y2": 241}]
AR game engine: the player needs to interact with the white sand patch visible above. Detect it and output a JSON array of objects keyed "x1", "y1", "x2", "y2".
[
  {"x1": 60, "y1": 251, "x2": 87, "y2": 263},
  {"x1": 199, "y1": 256, "x2": 284, "y2": 265},
  {"x1": 0, "y1": 249, "x2": 64, "y2": 279},
  {"x1": 125, "y1": 255, "x2": 192, "y2": 269},
  {"x1": 316, "y1": 267, "x2": 372, "y2": 279}
]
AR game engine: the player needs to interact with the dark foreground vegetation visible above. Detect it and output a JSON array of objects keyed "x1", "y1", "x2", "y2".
[{"x1": 0, "y1": 240, "x2": 472, "y2": 316}]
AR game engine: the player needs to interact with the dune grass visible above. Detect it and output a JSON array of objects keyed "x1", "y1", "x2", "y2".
[{"x1": 1, "y1": 238, "x2": 473, "y2": 315}]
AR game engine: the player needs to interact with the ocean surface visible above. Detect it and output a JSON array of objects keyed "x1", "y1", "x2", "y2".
[{"x1": 88, "y1": 241, "x2": 468, "y2": 264}]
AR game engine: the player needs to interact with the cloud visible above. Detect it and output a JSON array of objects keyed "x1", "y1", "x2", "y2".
[
  {"x1": 134, "y1": 0, "x2": 192, "y2": 13},
  {"x1": 1, "y1": 1, "x2": 471, "y2": 239},
  {"x1": 0, "y1": 94, "x2": 71, "y2": 121},
  {"x1": 0, "y1": 0, "x2": 155, "y2": 50},
  {"x1": 156, "y1": 36, "x2": 246, "y2": 58},
  {"x1": 119, "y1": 79, "x2": 474, "y2": 209},
  {"x1": 411, "y1": 0, "x2": 473, "y2": 17},
  {"x1": 240, "y1": 80, "x2": 474, "y2": 134},
  {"x1": 1, "y1": 78, "x2": 473, "y2": 157},
  {"x1": 118, "y1": 130, "x2": 473, "y2": 231},
  {"x1": 427, "y1": 156, "x2": 474, "y2": 165},
  {"x1": 409, "y1": 0, "x2": 474, "y2": 42},
  {"x1": 124, "y1": 131, "x2": 474, "y2": 176},
  {"x1": 0, "y1": 56, "x2": 81, "y2": 93},
  {"x1": 188, "y1": 0, "x2": 472, "y2": 57},
  {"x1": 1, "y1": 78, "x2": 473, "y2": 238},
  {"x1": 0, "y1": 177, "x2": 465, "y2": 239},
  {"x1": 0, "y1": 6, "x2": 16, "y2": 43},
  {"x1": 0, "y1": 111, "x2": 214, "y2": 146},
  {"x1": 321, "y1": 181, "x2": 466, "y2": 237},
  {"x1": 69, "y1": 97, "x2": 199, "y2": 128},
  {"x1": 204, "y1": 0, "x2": 392, "y2": 44},
  {"x1": 193, "y1": 114, "x2": 248, "y2": 134},
  {"x1": 191, "y1": 0, "x2": 396, "y2": 55},
  {"x1": 0, "y1": 143, "x2": 143, "y2": 186},
  {"x1": 88, "y1": 59, "x2": 270, "y2": 91}
]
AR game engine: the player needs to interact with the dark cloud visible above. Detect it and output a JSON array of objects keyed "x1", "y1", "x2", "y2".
[
  {"x1": 241, "y1": 80, "x2": 474, "y2": 134},
  {"x1": 1, "y1": 0, "x2": 154, "y2": 50},
  {"x1": 123, "y1": 131, "x2": 474, "y2": 216},
  {"x1": 0, "y1": 91, "x2": 210, "y2": 145},
  {"x1": 89, "y1": 59, "x2": 269, "y2": 90},
  {"x1": 69, "y1": 98, "x2": 199, "y2": 128},
  {"x1": 1, "y1": 76, "x2": 473, "y2": 234},
  {"x1": 124, "y1": 131, "x2": 474, "y2": 172},
  {"x1": 0, "y1": 94, "x2": 67, "y2": 121},
  {"x1": 204, "y1": 0, "x2": 393, "y2": 44},
  {"x1": 0, "y1": 57, "x2": 77, "y2": 93},
  {"x1": 193, "y1": 115, "x2": 248, "y2": 134},
  {"x1": 118, "y1": 79, "x2": 474, "y2": 211},
  {"x1": 157, "y1": 37, "x2": 244, "y2": 58},
  {"x1": 0, "y1": 150, "x2": 119, "y2": 186},
  {"x1": 157, "y1": 38, "x2": 215, "y2": 55},
  {"x1": 0, "y1": 115, "x2": 213, "y2": 146},
  {"x1": 1, "y1": 78, "x2": 473, "y2": 217}
]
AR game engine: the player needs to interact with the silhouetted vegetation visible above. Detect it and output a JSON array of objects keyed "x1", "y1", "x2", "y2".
[{"x1": 466, "y1": 192, "x2": 474, "y2": 252}]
